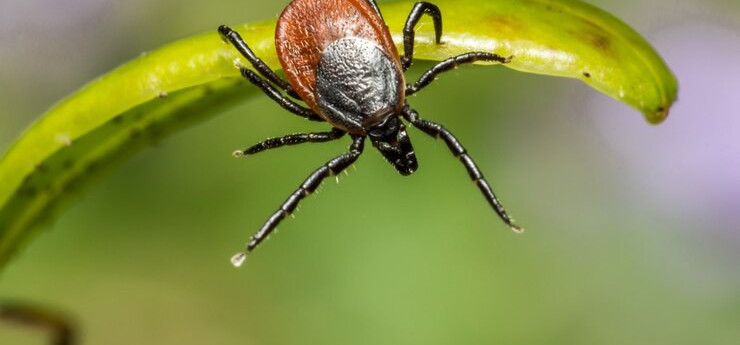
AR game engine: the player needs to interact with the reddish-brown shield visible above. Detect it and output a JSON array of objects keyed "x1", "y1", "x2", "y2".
[{"x1": 275, "y1": 0, "x2": 404, "y2": 131}]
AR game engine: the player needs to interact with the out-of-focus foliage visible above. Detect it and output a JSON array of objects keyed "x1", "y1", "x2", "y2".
[{"x1": 0, "y1": 1, "x2": 737, "y2": 345}]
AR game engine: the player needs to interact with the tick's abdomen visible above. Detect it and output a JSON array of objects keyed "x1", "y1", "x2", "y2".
[
  {"x1": 316, "y1": 37, "x2": 403, "y2": 133},
  {"x1": 275, "y1": 0, "x2": 403, "y2": 132}
]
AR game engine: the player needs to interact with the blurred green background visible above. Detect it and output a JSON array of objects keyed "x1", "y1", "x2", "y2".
[{"x1": 1, "y1": 0, "x2": 738, "y2": 344}]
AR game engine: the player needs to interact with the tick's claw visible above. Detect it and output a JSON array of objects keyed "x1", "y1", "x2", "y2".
[
  {"x1": 509, "y1": 224, "x2": 524, "y2": 234},
  {"x1": 230, "y1": 252, "x2": 247, "y2": 267}
]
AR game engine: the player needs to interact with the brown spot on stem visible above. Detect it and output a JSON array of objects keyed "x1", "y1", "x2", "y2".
[
  {"x1": 485, "y1": 15, "x2": 524, "y2": 36},
  {"x1": 567, "y1": 16, "x2": 614, "y2": 53},
  {"x1": 587, "y1": 33, "x2": 611, "y2": 50}
]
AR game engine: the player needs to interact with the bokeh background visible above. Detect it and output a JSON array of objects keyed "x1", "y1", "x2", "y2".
[{"x1": 1, "y1": 0, "x2": 738, "y2": 344}]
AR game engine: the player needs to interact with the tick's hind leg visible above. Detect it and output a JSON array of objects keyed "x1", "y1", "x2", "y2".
[
  {"x1": 401, "y1": 2, "x2": 443, "y2": 71},
  {"x1": 218, "y1": 25, "x2": 300, "y2": 99},
  {"x1": 402, "y1": 106, "x2": 522, "y2": 233},
  {"x1": 234, "y1": 128, "x2": 346, "y2": 157},
  {"x1": 231, "y1": 135, "x2": 366, "y2": 267}
]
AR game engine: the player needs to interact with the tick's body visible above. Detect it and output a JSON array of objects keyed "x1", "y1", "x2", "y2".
[
  {"x1": 220, "y1": 0, "x2": 520, "y2": 266},
  {"x1": 277, "y1": 0, "x2": 405, "y2": 133}
]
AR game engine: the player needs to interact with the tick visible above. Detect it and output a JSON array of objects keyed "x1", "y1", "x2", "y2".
[{"x1": 220, "y1": 0, "x2": 520, "y2": 267}]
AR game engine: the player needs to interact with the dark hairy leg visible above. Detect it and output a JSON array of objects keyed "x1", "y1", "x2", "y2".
[
  {"x1": 238, "y1": 68, "x2": 323, "y2": 122},
  {"x1": 402, "y1": 106, "x2": 522, "y2": 233},
  {"x1": 234, "y1": 128, "x2": 346, "y2": 157},
  {"x1": 231, "y1": 135, "x2": 366, "y2": 266},
  {"x1": 401, "y1": 2, "x2": 443, "y2": 71},
  {"x1": 218, "y1": 25, "x2": 300, "y2": 99},
  {"x1": 406, "y1": 52, "x2": 512, "y2": 96},
  {"x1": 363, "y1": 0, "x2": 383, "y2": 19}
]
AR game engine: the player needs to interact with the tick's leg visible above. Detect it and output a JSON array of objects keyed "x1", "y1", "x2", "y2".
[
  {"x1": 234, "y1": 128, "x2": 346, "y2": 157},
  {"x1": 220, "y1": 25, "x2": 321, "y2": 121},
  {"x1": 231, "y1": 135, "x2": 366, "y2": 266},
  {"x1": 406, "y1": 52, "x2": 512, "y2": 96},
  {"x1": 218, "y1": 25, "x2": 300, "y2": 99},
  {"x1": 363, "y1": 0, "x2": 383, "y2": 19},
  {"x1": 402, "y1": 2, "x2": 443, "y2": 71},
  {"x1": 239, "y1": 68, "x2": 323, "y2": 122},
  {"x1": 402, "y1": 106, "x2": 522, "y2": 233}
]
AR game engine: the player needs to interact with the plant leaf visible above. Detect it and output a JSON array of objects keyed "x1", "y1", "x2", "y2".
[{"x1": 0, "y1": 0, "x2": 678, "y2": 269}]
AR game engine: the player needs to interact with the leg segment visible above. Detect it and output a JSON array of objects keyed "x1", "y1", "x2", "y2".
[
  {"x1": 220, "y1": 25, "x2": 323, "y2": 121},
  {"x1": 363, "y1": 0, "x2": 383, "y2": 19},
  {"x1": 402, "y1": 2, "x2": 443, "y2": 71},
  {"x1": 231, "y1": 135, "x2": 366, "y2": 265},
  {"x1": 218, "y1": 25, "x2": 300, "y2": 99},
  {"x1": 235, "y1": 128, "x2": 346, "y2": 156},
  {"x1": 402, "y1": 107, "x2": 522, "y2": 232},
  {"x1": 239, "y1": 68, "x2": 323, "y2": 122},
  {"x1": 406, "y1": 52, "x2": 512, "y2": 96}
]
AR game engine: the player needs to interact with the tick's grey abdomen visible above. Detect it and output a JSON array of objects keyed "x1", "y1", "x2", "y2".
[{"x1": 316, "y1": 37, "x2": 403, "y2": 134}]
